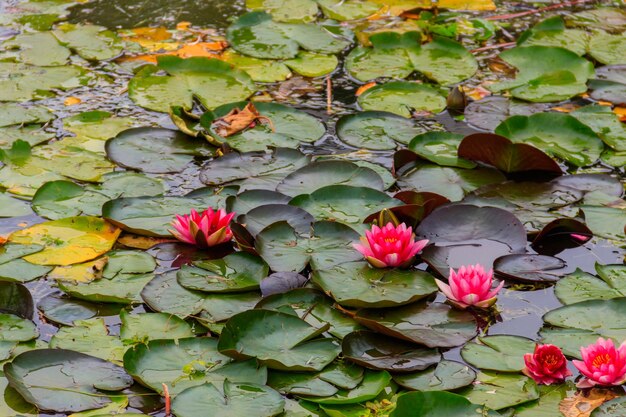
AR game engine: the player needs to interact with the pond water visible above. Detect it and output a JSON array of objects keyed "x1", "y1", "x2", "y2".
[{"x1": 0, "y1": 0, "x2": 625, "y2": 416}]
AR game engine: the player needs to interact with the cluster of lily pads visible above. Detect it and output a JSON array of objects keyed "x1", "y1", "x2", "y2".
[{"x1": 0, "y1": 0, "x2": 625, "y2": 416}]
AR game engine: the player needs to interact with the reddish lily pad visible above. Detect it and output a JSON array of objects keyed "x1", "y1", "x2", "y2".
[
  {"x1": 494, "y1": 254, "x2": 568, "y2": 283},
  {"x1": 458, "y1": 133, "x2": 562, "y2": 177}
]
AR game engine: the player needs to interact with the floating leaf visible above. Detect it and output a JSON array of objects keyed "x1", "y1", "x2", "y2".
[
  {"x1": 555, "y1": 264, "x2": 626, "y2": 305},
  {"x1": 409, "y1": 132, "x2": 475, "y2": 169},
  {"x1": 461, "y1": 335, "x2": 536, "y2": 372},
  {"x1": 312, "y1": 261, "x2": 438, "y2": 308},
  {"x1": 8, "y1": 217, "x2": 121, "y2": 266},
  {"x1": 489, "y1": 46, "x2": 594, "y2": 102},
  {"x1": 357, "y1": 81, "x2": 447, "y2": 117},
  {"x1": 390, "y1": 391, "x2": 498, "y2": 417},
  {"x1": 460, "y1": 372, "x2": 539, "y2": 410},
  {"x1": 4, "y1": 349, "x2": 133, "y2": 413},
  {"x1": 393, "y1": 360, "x2": 476, "y2": 392},
  {"x1": 494, "y1": 254, "x2": 567, "y2": 283},
  {"x1": 303, "y1": 369, "x2": 392, "y2": 405},
  {"x1": 495, "y1": 112, "x2": 604, "y2": 167},
  {"x1": 218, "y1": 309, "x2": 340, "y2": 371},
  {"x1": 336, "y1": 111, "x2": 423, "y2": 150},
  {"x1": 355, "y1": 301, "x2": 477, "y2": 348}
]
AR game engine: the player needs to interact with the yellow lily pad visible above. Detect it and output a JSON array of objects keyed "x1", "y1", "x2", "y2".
[
  {"x1": 9, "y1": 217, "x2": 121, "y2": 266},
  {"x1": 48, "y1": 257, "x2": 109, "y2": 283}
]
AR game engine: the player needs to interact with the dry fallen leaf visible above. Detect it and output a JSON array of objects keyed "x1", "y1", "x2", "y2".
[
  {"x1": 462, "y1": 85, "x2": 491, "y2": 101},
  {"x1": 48, "y1": 257, "x2": 109, "y2": 283},
  {"x1": 614, "y1": 107, "x2": 626, "y2": 122},
  {"x1": 356, "y1": 82, "x2": 377, "y2": 96},
  {"x1": 118, "y1": 234, "x2": 175, "y2": 249},
  {"x1": 64, "y1": 96, "x2": 82, "y2": 106},
  {"x1": 552, "y1": 103, "x2": 581, "y2": 113},
  {"x1": 176, "y1": 21, "x2": 192, "y2": 31},
  {"x1": 212, "y1": 102, "x2": 274, "y2": 137},
  {"x1": 559, "y1": 388, "x2": 620, "y2": 417},
  {"x1": 488, "y1": 57, "x2": 517, "y2": 75}
]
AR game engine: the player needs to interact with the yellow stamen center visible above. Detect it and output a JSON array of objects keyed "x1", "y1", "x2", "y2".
[
  {"x1": 592, "y1": 353, "x2": 612, "y2": 368},
  {"x1": 384, "y1": 238, "x2": 397, "y2": 243}
]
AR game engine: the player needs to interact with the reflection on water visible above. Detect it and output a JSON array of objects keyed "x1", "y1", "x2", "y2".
[{"x1": 68, "y1": 0, "x2": 245, "y2": 29}]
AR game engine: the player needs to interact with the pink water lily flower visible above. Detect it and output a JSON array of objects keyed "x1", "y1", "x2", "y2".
[
  {"x1": 353, "y1": 222, "x2": 429, "y2": 268},
  {"x1": 523, "y1": 344, "x2": 572, "y2": 385},
  {"x1": 170, "y1": 208, "x2": 235, "y2": 248},
  {"x1": 573, "y1": 337, "x2": 626, "y2": 388},
  {"x1": 435, "y1": 264, "x2": 504, "y2": 309}
]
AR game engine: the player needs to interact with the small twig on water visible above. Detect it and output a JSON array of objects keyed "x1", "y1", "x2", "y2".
[
  {"x1": 485, "y1": 0, "x2": 594, "y2": 20},
  {"x1": 162, "y1": 383, "x2": 171, "y2": 416},
  {"x1": 326, "y1": 75, "x2": 332, "y2": 115},
  {"x1": 471, "y1": 41, "x2": 516, "y2": 53}
]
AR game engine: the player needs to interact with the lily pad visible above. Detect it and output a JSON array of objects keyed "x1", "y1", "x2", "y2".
[
  {"x1": 409, "y1": 132, "x2": 475, "y2": 169},
  {"x1": 301, "y1": 370, "x2": 392, "y2": 405},
  {"x1": 238, "y1": 204, "x2": 314, "y2": 236},
  {"x1": 0, "y1": 104, "x2": 53, "y2": 128},
  {"x1": 357, "y1": 81, "x2": 447, "y2": 117},
  {"x1": 255, "y1": 221, "x2": 361, "y2": 273},
  {"x1": 397, "y1": 164, "x2": 505, "y2": 201},
  {"x1": 588, "y1": 32, "x2": 626, "y2": 65},
  {"x1": 518, "y1": 17, "x2": 588, "y2": 56},
  {"x1": 246, "y1": 0, "x2": 318, "y2": 23},
  {"x1": 461, "y1": 335, "x2": 536, "y2": 372},
  {"x1": 589, "y1": 65, "x2": 626, "y2": 105},
  {"x1": 49, "y1": 318, "x2": 125, "y2": 363},
  {"x1": 200, "y1": 148, "x2": 311, "y2": 191},
  {"x1": 393, "y1": 360, "x2": 476, "y2": 391},
  {"x1": 171, "y1": 381, "x2": 284, "y2": 417},
  {"x1": 459, "y1": 372, "x2": 539, "y2": 410},
  {"x1": 106, "y1": 127, "x2": 213, "y2": 174},
  {"x1": 571, "y1": 105, "x2": 626, "y2": 151},
  {"x1": 342, "y1": 330, "x2": 440, "y2": 372},
  {"x1": 458, "y1": 133, "x2": 562, "y2": 176},
  {"x1": 8, "y1": 216, "x2": 121, "y2": 266},
  {"x1": 495, "y1": 112, "x2": 604, "y2": 167},
  {"x1": 312, "y1": 261, "x2": 438, "y2": 308},
  {"x1": 409, "y1": 36, "x2": 478, "y2": 85},
  {"x1": 489, "y1": 46, "x2": 594, "y2": 102},
  {"x1": 284, "y1": 51, "x2": 338, "y2": 77},
  {"x1": 124, "y1": 337, "x2": 267, "y2": 396},
  {"x1": 290, "y1": 185, "x2": 400, "y2": 223},
  {"x1": 494, "y1": 254, "x2": 567, "y2": 283},
  {"x1": 0, "y1": 281, "x2": 34, "y2": 319},
  {"x1": 277, "y1": 160, "x2": 384, "y2": 197},
  {"x1": 119, "y1": 310, "x2": 194, "y2": 343},
  {"x1": 218, "y1": 309, "x2": 340, "y2": 371},
  {"x1": 0, "y1": 314, "x2": 38, "y2": 342},
  {"x1": 177, "y1": 252, "x2": 268, "y2": 293},
  {"x1": 4, "y1": 349, "x2": 133, "y2": 413},
  {"x1": 53, "y1": 24, "x2": 124, "y2": 60},
  {"x1": 129, "y1": 56, "x2": 256, "y2": 112},
  {"x1": 37, "y1": 294, "x2": 123, "y2": 326},
  {"x1": 391, "y1": 391, "x2": 498, "y2": 417},
  {"x1": 555, "y1": 264, "x2": 626, "y2": 305},
  {"x1": 355, "y1": 301, "x2": 477, "y2": 348},
  {"x1": 335, "y1": 110, "x2": 423, "y2": 150},
  {"x1": 2, "y1": 31, "x2": 70, "y2": 66},
  {"x1": 465, "y1": 96, "x2": 550, "y2": 132}
]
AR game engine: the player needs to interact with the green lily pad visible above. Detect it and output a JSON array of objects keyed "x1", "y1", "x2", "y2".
[
  {"x1": 227, "y1": 190, "x2": 291, "y2": 215},
  {"x1": 489, "y1": 46, "x2": 594, "y2": 102},
  {"x1": 53, "y1": 24, "x2": 124, "y2": 60},
  {"x1": 464, "y1": 96, "x2": 551, "y2": 132},
  {"x1": 0, "y1": 192, "x2": 32, "y2": 218},
  {"x1": 461, "y1": 335, "x2": 536, "y2": 372},
  {"x1": 0, "y1": 372, "x2": 38, "y2": 417},
  {"x1": 227, "y1": 12, "x2": 351, "y2": 59},
  {"x1": 397, "y1": 164, "x2": 505, "y2": 201},
  {"x1": 514, "y1": 383, "x2": 575, "y2": 417},
  {"x1": 581, "y1": 205, "x2": 626, "y2": 241},
  {"x1": 345, "y1": 33, "x2": 415, "y2": 82},
  {"x1": 566, "y1": 7, "x2": 626, "y2": 32},
  {"x1": 290, "y1": 185, "x2": 400, "y2": 223},
  {"x1": 202, "y1": 102, "x2": 325, "y2": 152},
  {"x1": 246, "y1": 0, "x2": 318, "y2": 22},
  {"x1": 284, "y1": 51, "x2": 338, "y2": 77},
  {"x1": 2, "y1": 31, "x2": 70, "y2": 66},
  {"x1": 588, "y1": 32, "x2": 626, "y2": 65},
  {"x1": 312, "y1": 261, "x2": 438, "y2": 308},
  {"x1": 0, "y1": 104, "x2": 53, "y2": 128},
  {"x1": 37, "y1": 294, "x2": 124, "y2": 326},
  {"x1": 591, "y1": 396, "x2": 626, "y2": 416},
  {"x1": 518, "y1": 17, "x2": 588, "y2": 56},
  {"x1": 301, "y1": 370, "x2": 391, "y2": 405},
  {"x1": 342, "y1": 330, "x2": 440, "y2": 372},
  {"x1": 129, "y1": 56, "x2": 256, "y2": 112},
  {"x1": 544, "y1": 297, "x2": 626, "y2": 343},
  {"x1": 255, "y1": 221, "x2": 361, "y2": 273},
  {"x1": 336, "y1": 111, "x2": 423, "y2": 150},
  {"x1": 0, "y1": 281, "x2": 34, "y2": 319},
  {"x1": 102, "y1": 190, "x2": 234, "y2": 237},
  {"x1": 555, "y1": 264, "x2": 626, "y2": 305},
  {"x1": 278, "y1": 160, "x2": 384, "y2": 197},
  {"x1": 49, "y1": 318, "x2": 125, "y2": 363},
  {"x1": 538, "y1": 327, "x2": 602, "y2": 359},
  {"x1": 218, "y1": 309, "x2": 340, "y2": 371},
  {"x1": 393, "y1": 360, "x2": 476, "y2": 392},
  {"x1": 106, "y1": 127, "x2": 213, "y2": 174},
  {"x1": 391, "y1": 391, "x2": 499, "y2": 417},
  {"x1": 357, "y1": 81, "x2": 447, "y2": 117},
  {"x1": 355, "y1": 301, "x2": 477, "y2": 348},
  {"x1": 316, "y1": 0, "x2": 380, "y2": 21},
  {"x1": 4, "y1": 349, "x2": 133, "y2": 413},
  {"x1": 221, "y1": 50, "x2": 291, "y2": 82},
  {"x1": 267, "y1": 371, "x2": 338, "y2": 397},
  {"x1": 0, "y1": 62, "x2": 93, "y2": 102},
  {"x1": 0, "y1": 244, "x2": 50, "y2": 283},
  {"x1": 256, "y1": 288, "x2": 364, "y2": 339},
  {"x1": 171, "y1": 381, "x2": 284, "y2": 417},
  {"x1": 124, "y1": 337, "x2": 267, "y2": 396},
  {"x1": 238, "y1": 204, "x2": 314, "y2": 236},
  {"x1": 177, "y1": 252, "x2": 268, "y2": 293},
  {"x1": 495, "y1": 112, "x2": 604, "y2": 167},
  {"x1": 119, "y1": 310, "x2": 194, "y2": 344},
  {"x1": 409, "y1": 132, "x2": 475, "y2": 169},
  {"x1": 200, "y1": 148, "x2": 311, "y2": 191},
  {"x1": 571, "y1": 105, "x2": 626, "y2": 151},
  {"x1": 460, "y1": 372, "x2": 539, "y2": 411},
  {"x1": 0, "y1": 314, "x2": 37, "y2": 342},
  {"x1": 409, "y1": 36, "x2": 478, "y2": 85}
]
